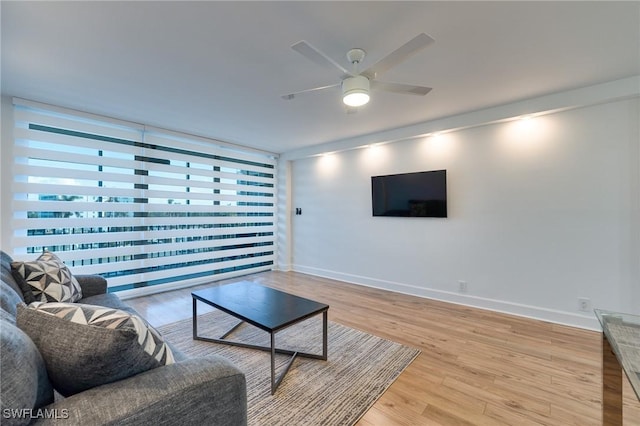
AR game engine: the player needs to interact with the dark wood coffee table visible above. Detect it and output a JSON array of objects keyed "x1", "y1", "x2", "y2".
[{"x1": 192, "y1": 281, "x2": 329, "y2": 394}]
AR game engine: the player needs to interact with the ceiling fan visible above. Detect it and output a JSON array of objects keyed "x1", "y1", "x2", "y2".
[{"x1": 281, "y1": 33, "x2": 434, "y2": 109}]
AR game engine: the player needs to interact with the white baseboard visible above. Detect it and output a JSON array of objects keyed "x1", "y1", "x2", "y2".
[{"x1": 292, "y1": 264, "x2": 601, "y2": 331}]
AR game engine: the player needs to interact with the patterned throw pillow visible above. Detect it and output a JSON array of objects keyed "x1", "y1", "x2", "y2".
[
  {"x1": 16, "y1": 302, "x2": 175, "y2": 396},
  {"x1": 11, "y1": 250, "x2": 82, "y2": 303}
]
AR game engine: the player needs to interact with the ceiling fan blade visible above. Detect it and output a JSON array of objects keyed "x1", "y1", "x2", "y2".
[
  {"x1": 281, "y1": 83, "x2": 341, "y2": 100},
  {"x1": 362, "y1": 33, "x2": 434, "y2": 79},
  {"x1": 292, "y1": 41, "x2": 352, "y2": 78},
  {"x1": 372, "y1": 80, "x2": 432, "y2": 96}
]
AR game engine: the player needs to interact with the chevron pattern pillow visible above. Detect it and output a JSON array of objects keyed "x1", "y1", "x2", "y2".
[
  {"x1": 16, "y1": 302, "x2": 175, "y2": 396},
  {"x1": 11, "y1": 250, "x2": 82, "y2": 303}
]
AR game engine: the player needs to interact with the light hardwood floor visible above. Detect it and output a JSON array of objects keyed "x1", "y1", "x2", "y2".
[{"x1": 126, "y1": 271, "x2": 640, "y2": 425}]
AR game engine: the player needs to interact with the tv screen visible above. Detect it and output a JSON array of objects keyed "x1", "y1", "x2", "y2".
[{"x1": 371, "y1": 170, "x2": 447, "y2": 217}]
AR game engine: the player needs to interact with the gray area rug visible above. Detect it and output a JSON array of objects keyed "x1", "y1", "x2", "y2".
[{"x1": 158, "y1": 310, "x2": 420, "y2": 425}]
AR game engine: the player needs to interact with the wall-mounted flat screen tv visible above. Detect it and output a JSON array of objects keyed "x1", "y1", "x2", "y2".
[{"x1": 371, "y1": 170, "x2": 447, "y2": 217}]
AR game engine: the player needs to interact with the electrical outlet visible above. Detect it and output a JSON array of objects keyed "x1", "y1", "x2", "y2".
[
  {"x1": 458, "y1": 280, "x2": 468, "y2": 293},
  {"x1": 578, "y1": 297, "x2": 591, "y2": 313}
]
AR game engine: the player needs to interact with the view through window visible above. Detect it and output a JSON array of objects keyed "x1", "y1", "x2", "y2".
[{"x1": 11, "y1": 100, "x2": 277, "y2": 292}]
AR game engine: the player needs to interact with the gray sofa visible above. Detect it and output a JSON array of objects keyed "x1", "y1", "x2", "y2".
[{"x1": 0, "y1": 250, "x2": 247, "y2": 425}]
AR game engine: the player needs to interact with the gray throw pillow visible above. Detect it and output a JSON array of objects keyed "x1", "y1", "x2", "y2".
[
  {"x1": 16, "y1": 302, "x2": 175, "y2": 396},
  {"x1": 11, "y1": 250, "x2": 82, "y2": 304}
]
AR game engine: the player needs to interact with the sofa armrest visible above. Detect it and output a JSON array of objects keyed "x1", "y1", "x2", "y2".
[
  {"x1": 34, "y1": 356, "x2": 247, "y2": 426},
  {"x1": 74, "y1": 275, "x2": 107, "y2": 298}
]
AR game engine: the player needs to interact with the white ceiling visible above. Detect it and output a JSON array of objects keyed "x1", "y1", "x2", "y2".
[{"x1": 2, "y1": 1, "x2": 639, "y2": 154}]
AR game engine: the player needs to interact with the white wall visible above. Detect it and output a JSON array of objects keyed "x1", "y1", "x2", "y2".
[
  {"x1": 276, "y1": 157, "x2": 293, "y2": 271},
  {"x1": 286, "y1": 95, "x2": 639, "y2": 329}
]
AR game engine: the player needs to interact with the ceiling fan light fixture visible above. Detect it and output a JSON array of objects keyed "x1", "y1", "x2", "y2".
[{"x1": 342, "y1": 75, "x2": 370, "y2": 107}]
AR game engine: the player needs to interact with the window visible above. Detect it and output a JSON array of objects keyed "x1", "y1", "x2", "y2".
[{"x1": 11, "y1": 99, "x2": 277, "y2": 293}]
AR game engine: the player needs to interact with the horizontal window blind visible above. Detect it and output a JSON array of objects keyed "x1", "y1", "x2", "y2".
[{"x1": 11, "y1": 99, "x2": 277, "y2": 293}]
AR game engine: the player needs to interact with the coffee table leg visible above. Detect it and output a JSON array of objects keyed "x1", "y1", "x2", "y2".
[
  {"x1": 193, "y1": 305, "x2": 328, "y2": 395},
  {"x1": 192, "y1": 297, "x2": 198, "y2": 339},
  {"x1": 269, "y1": 330, "x2": 301, "y2": 395},
  {"x1": 271, "y1": 332, "x2": 276, "y2": 394},
  {"x1": 322, "y1": 310, "x2": 328, "y2": 360}
]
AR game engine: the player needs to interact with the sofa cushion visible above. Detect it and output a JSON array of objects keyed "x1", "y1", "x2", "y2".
[
  {"x1": 0, "y1": 317, "x2": 54, "y2": 425},
  {"x1": 11, "y1": 250, "x2": 82, "y2": 304},
  {"x1": 1, "y1": 279, "x2": 23, "y2": 320},
  {"x1": 1, "y1": 251, "x2": 24, "y2": 302},
  {"x1": 16, "y1": 302, "x2": 175, "y2": 397},
  {"x1": 0, "y1": 308, "x2": 15, "y2": 323}
]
